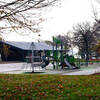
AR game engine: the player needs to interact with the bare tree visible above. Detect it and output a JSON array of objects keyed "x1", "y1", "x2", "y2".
[
  {"x1": 0, "y1": 0, "x2": 58, "y2": 38},
  {"x1": 90, "y1": 0, "x2": 100, "y2": 58},
  {"x1": 73, "y1": 22, "x2": 98, "y2": 65},
  {"x1": 2, "y1": 44, "x2": 10, "y2": 61},
  {"x1": 55, "y1": 34, "x2": 71, "y2": 51},
  {"x1": 91, "y1": 21, "x2": 100, "y2": 58}
]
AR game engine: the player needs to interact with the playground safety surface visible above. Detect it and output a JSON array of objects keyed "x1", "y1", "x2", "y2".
[{"x1": 0, "y1": 62, "x2": 100, "y2": 75}]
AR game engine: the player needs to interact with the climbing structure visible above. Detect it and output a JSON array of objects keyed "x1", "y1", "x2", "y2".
[
  {"x1": 52, "y1": 36, "x2": 79, "y2": 69},
  {"x1": 23, "y1": 42, "x2": 42, "y2": 72}
]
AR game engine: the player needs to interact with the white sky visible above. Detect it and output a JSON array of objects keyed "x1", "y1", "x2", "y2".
[
  {"x1": 40, "y1": 0, "x2": 94, "y2": 41},
  {"x1": 4, "y1": 0, "x2": 99, "y2": 42}
]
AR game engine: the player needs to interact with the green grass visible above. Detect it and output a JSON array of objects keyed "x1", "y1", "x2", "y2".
[{"x1": 0, "y1": 74, "x2": 100, "y2": 100}]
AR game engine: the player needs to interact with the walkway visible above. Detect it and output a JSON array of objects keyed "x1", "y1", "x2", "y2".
[{"x1": 0, "y1": 63, "x2": 100, "y2": 75}]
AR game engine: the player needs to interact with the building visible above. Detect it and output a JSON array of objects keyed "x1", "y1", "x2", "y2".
[{"x1": 0, "y1": 41, "x2": 53, "y2": 62}]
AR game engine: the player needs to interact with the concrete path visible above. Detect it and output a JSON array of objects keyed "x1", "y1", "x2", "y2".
[{"x1": 0, "y1": 63, "x2": 100, "y2": 75}]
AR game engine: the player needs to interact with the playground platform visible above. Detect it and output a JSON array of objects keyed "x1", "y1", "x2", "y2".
[{"x1": 0, "y1": 62, "x2": 100, "y2": 75}]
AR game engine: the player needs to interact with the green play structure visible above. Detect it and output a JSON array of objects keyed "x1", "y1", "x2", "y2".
[
  {"x1": 44, "y1": 36, "x2": 80, "y2": 69},
  {"x1": 24, "y1": 36, "x2": 100, "y2": 73},
  {"x1": 24, "y1": 37, "x2": 80, "y2": 72}
]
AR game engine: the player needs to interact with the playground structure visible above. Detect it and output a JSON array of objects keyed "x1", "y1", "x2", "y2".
[
  {"x1": 51, "y1": 36, "x2": 78, "y2": 70},
  {"x1": 24, "y1": 37, "x2": 80, "y2": 72}
]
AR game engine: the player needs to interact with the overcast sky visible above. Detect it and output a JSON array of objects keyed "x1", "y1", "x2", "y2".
[{"x1": 5, "y1": 0, "x2": 100, "y2": 42}]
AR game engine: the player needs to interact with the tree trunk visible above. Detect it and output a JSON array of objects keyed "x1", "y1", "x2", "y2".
[
  {"x1": 85, "y1": 46, "x2": 89, "y2": 66},
  {"x1": 5, "y1": 56, "x2": 7, "y2": 61},
  {"x1": 85, "y1": 40, "x2": 89, "y2": 66}
]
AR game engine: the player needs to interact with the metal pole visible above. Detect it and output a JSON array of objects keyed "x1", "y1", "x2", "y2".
[
  {"x1": 56, "y1": 43, "x2": 57, "y2": 69},
  {"x1": 53, "y1": 37, "x2": 55, "y2": 70},
  {"x1": 61, "y1": 42, "x2": 63, "y2": 69},
  {"x1": 31, "y1": 42, "x2": 34, "y2": 73}
]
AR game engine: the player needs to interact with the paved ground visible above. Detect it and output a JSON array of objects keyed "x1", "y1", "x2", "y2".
[
  {"x1": 0, "y1": 63, "x2": 24, "y2": 74},
  {"x1": 0, "y1": 62, "x2": 100, "y2": 75}
]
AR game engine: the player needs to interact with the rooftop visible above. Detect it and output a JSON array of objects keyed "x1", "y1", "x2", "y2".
[{"x1": 0, "y1": 41, "x2": 53, "y2": 50}]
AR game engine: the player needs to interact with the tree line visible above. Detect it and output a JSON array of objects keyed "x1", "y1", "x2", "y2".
[{"x1": 45, "y1": 20, "x2": 100, "y2": 65}]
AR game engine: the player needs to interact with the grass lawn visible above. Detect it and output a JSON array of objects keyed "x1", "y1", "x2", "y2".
[{"x1": 0, "y1": 74, "x2": 100, "y2": 100}]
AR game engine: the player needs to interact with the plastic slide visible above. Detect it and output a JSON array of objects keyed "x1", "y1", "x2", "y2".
[
  {"x1": 64, "y1": 58, "x2": 76, "y2": 69},
  {"x1": 41, "y1": 60, "x2": 49, "y2": 68},
  {"x1": 41, "y1": 56, "x2": 49, "y2": 68}
]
